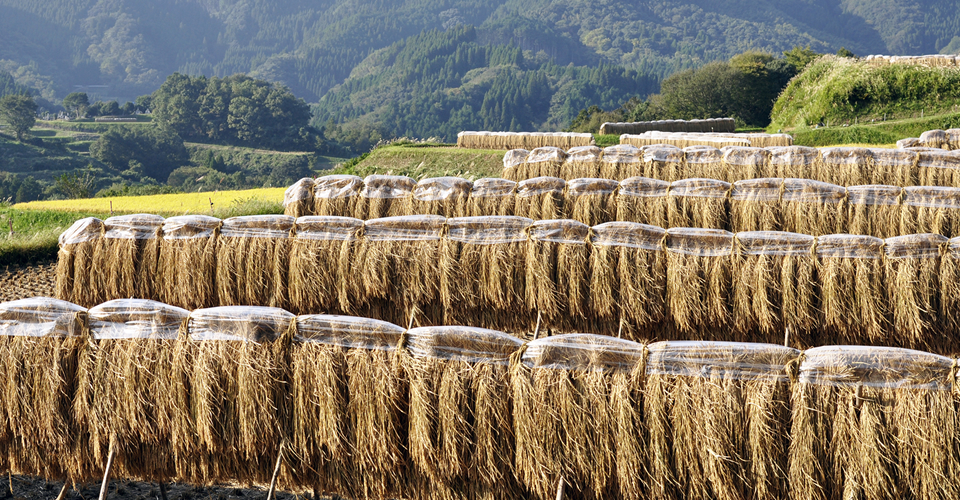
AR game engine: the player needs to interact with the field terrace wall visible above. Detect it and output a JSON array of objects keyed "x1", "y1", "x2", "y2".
[
  {"x1": 2, "y1": 299, "x2": 960, "y2": 499},
  {"x1": 54, "y1": 215, "x2": 960, "y2": 351},
  {"x1": 286, "y1": 174, "x2": 960, "y2": 238},
  {"x1": 456, "y1": 131, "x2": 594, "y2": 150},
  {"x1": 600, "y1": 118, "x2": 737, "y2": 135}
]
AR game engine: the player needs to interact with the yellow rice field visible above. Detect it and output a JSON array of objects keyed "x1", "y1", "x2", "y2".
[{"x1": 13, "y1": 188, "x2": 285, "y2": 215}]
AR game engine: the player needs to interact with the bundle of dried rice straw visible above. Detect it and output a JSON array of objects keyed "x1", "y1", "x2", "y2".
[
  {"x1": 667, "y1": 178, "x2": 731, "y2": 229},
  {"x1": 641, "y1": 145, "x2": 685, "y2": 181},
  {"x1": 846, "y1": 185, "x2": 904, "y2": 238},
  {"x1": 767, "y1": 146, "x2": 819, "y2": 180},
  {"x1": 283, "y1": 177, "x2": 316, "y2": 218},
  {"x1": 314, "y1": 175, "x2": 363, "y2": 217},
  {"x1": 780, "y1": 179, "x2": 847, "y2": 236},
  {"x1": 501, "y1": 149, "x2": 530, "y2": 181},
  {"x1": 518, "y1": 147, "x2": 567, "y2": 179},
  {"x1": 408, "y1": 177, "x2": 473, "y2": 218},
  {"x1": 514, "y1": 176, "x2": 565, "y2": 220},
  {"x1": 599, "y1": 144, "x2": 642, "y2": 181},
  {"x1": 645, "y1": 341, "x2": 797, "y2": 500},
  {"x1": 564, "y1": 178, "x2": 618, "y2": 226},
  {"x1": 883, "y1": 233, "x2": 946, "y2": 351},
  {"x1": 95, "y1": 214, "x2": 164, "y2": 302},
  {"x1": 355, "y1": 175, "x2": 416, "y2": 219},
  {"x1": 729, "y1": 178, "x2": 784, "y2": 233},
  {"x1": 56, "y1": 217, "x2": 104, "y2": 307},
  {"x1": 816, "y1": 234, "x2": 887, "y2": 344},
  {"x1": 870, "y1": 148, "x2": 917, "y2": 186},
  {"x1": 789, "y1": 346, "x2": 960, "y2": 500},
  {"x1": 817, "y1": 147, "x2": 872, "y2": 185},
  {"x1": 681, "y1": 146, "x2": 724, "y2": 180},
  {"x1": 157, "y1": 215, "x2": 221, "y2": 310},
  {"x1": 288, "y1": 216, "x2": 364, "y2": 316},
  {"x1": 561, "y1": 146, "x2": 602, "y2": 179},
  {"x1": 216, "y1": 215, "x2": 294, "y2": 309},
  {"x1": 916, "y1": 149, "x2": 960, "y2": 187},
  {"x1": 616, "y1": 177, "x2": 670, "y2": 227},
  {"x1": 665, "y1": 228, "x2": 735, "y2": 335},
  {"x1": 468, "y1": 178, "x2": 516, "y2": 216},
  {"x1": 721, "y1": 146, "x2": 771, "y2": 181},
  {"x1": 901, "y1": 186, "x2": 960, "y2": 237},
  {"x1": 526, "y1": 219, "x2": 591, "y2": 330}
]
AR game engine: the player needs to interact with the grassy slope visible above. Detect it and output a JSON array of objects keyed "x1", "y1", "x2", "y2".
[
  {"x1": 331, "y1": 144, "x2": 503, "y2": 180},
  {"x1": 786, "y1": 112, "x2": 960, "y2": 147}
]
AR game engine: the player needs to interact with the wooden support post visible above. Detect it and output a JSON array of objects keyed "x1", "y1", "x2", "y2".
[
  {"x1": 158, "y1": 483, "x2": 168, "y2": 500},
  {"x1": 533, "y1": 311, "x2": 542, "y2": 340},
  {"x1": 266, "y1": 443, "x2": 285, "y2": 500},
  {"x1": 98, "y1": 440, "x2": 116, "y2": 500},
  {"x1": 54, "y1": 483, "x2": 70, "y2": 500},
  {"x1": 555, "y1": 476, "x2": 565, "y2": 500}
]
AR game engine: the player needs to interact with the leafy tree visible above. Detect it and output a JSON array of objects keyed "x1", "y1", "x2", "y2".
[
  {"x1": 14, "y1": 176, "x2": 42, "y2": 203},
  {"x1": 120, "y1": 101, "x2": 136, "y2": 115},
  {"x1": 783, "y1": 45, "x2": 821, "y2": 72},
  {"x1": 837, "y1": 47, "x2": 856, "y2": 58},
  {"x1": 54, "y1": 170, "x2": 97, "y2": 199},
  {"x1": 89, "y1": 127, "x2": 188, "y2": 182},
  {"x1": 135, "y1": 95, "x2": 153, "y2": 113},
  {"x1": 100, "y1": 101, "x2": 121, "y2": 116},
  {"x1": 62, "y1": 92, "x2": 89, "y2": 119},
  {"x1": 0, "y1": 94, "x2": 37, "y2": 141}
]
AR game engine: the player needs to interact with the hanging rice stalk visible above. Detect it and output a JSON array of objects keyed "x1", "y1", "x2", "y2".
[
  {"x1": 897, "y1": 138, "x2": 924, "y2": 149},
  {"x1": 408, "y1": 177, "x2": 473, "y2": 218},
  {"x1": 789, "y1": 346, "x2": 959, "y2": 500},
  {"x1": 870, "y1": 148, "x2": 917, "y2": 186},
  {"x1": 681, "y1": 146, "x2": 724, "y2": 180},
  {"x1": 75, "y1": 298, "x2": 189, "y2": 482},
  {"x1": 599, "y1": 144, "x2": 642, "y2": 181},
  {"x1": 468, "y1": 178, "x2": 517, "y2": 216},
  {"x1": 95, "y1": 214, "x2": 164, "y2": 302},
  {"x1": 846, "y1": 185, "x2": 904, "y2": 239},
  {"x1": 56, "y1": 217, "x2": 104, "y2": 307},
  {"x1": 0, "y1": 297, "x2": 86, "y2": 481},
  {"x1": 215, "y1": 215, "x2": 294, "y2": 309},
  {"x1": 361, "y1": 215, "x2": 445, "y2": 325},
  {"x1": 816, "y1": 234, "x2": 887, "y2": 345},
  {"x1": 940, "y1": 236, "x2": 960, "y2": 337},
  {"x1": 947, "y1": 128, "x2": 960, "y2": 150},
  {"x1": 441, "y1": 216, "x2": 532, "y2": 330},
  {"x1": 405, "y1": 326, "x2": 524, "y2": 500},
  {"x1": 513, "y1": 334, "x2": 646, "y2": 500},
  {"x1": 667, "y1": 178, "x2": 731, "y2": 229},
  {"x1": 620, "y1": 133, "x2": 750, "y2": 149},
  {"x1": 721, "y1": 146, "x2": 770, "y2": 182},
  {"x1": 356, "y1": 175, "x2": 416, "y2": 219},
  {"x1": 767, "y1": 146, "x2": 819, "y2": 180},
  {"x1": 565, "y1": 178, "x2": 619, "y2": 225},
  {"x1": 817, "y1": 147, "x2": 872, "y2": 186},
  {"x1": 882, "y1": 233, "x2": 946, "y2": 351},
  {"x1": 288, "y1": 216, "x2": 364, "y2": 316},
  {"x1": 589, "y1": 222, "x2": 667, "y2": 337},
  {"x1": 902, "y1": 186, "x2": 960, "y2": 237},
  {"x1": 642, "y1": 145, "x2": 685, "y2": 181},
  {"x1": 518, "y1": 147, "x2": 567, "y2": 179},
  {"x1": 288, "y1": 314, "x2": 407, "y2": 498},
  {"x1": 458, "y1": 131, "x2": 593, "y2": 150},
  {"x1": 616, "y1": 176, "x2": 670, "y2": 227},
  {"x1": 780, "y1": 179, "x2": 847, "y2": 236},
  {"x1": 283, "y1": 177, "x2": 316, "y2": 218},
  {"x1": 665, "y1": 228, "x2": 735, "y2": 335},
  {"x1": 514, "y1": 176, "x2": 565, "y2": 220},
  {"x1": 501, "y1": 149, "x2": 530, "y2": 181},
  {"x1": 314, "y1": 175, "x2": 363, "y2": 218},
  {"x1": 645, "y1": 341, "x2": 797, "y2": 500},
  {"x1": 526, "y1": 219, "x2": 591, "y2": 330},
  {"x1": 729, "y1": 178, "x2": 784, "y2": 233},
  {"x1": 178, "y1": 306, "x2": 293, "y2": 485},
  {"x1": 920, "y1": 129, "x2": 949, "y2": 149},
  {"x1": 157, "y1": 215, "x2": 221, "y2": 310},
  {"x1": 733, "y1": 232, "x2": 816, "y2": 341},
  {"x1": 916, "y1": 150, "x2": 960, "y2": 187},
  {"x1": 561, "y1": 145, "x2": 602, "y2": 179}
]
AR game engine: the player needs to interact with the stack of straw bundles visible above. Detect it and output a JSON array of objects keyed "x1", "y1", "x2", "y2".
[
  {"x1": 96, "y1": 214, "x2": 164, "y2": 303},
  {"x1": 314, "y1": 175, "x2": 363, "y2": 217},
  {"x1": 917, "y1": 149, "x2": 960, "y2": 187},
  {"x1": 76, "y1": 299, "x2": 189, "y2": 481},
  {"x1": 883, "y1": 234, "x2": 946, "y2": 351},
  {"x1": 404, "y1": 326, "x2": 524, "y2": 500},
  {"x1": 288, "y1": 217, "x2": 364, "y2": 316},
  {"x1": 599, "y1": 144, "x2": 642, "y2": 180},
  {"x1": 0, "y1": 297, "x2": 86, "y2": 480},
  {"x1": 216, "y1": 215, "x2": 294, "y2": 309},
  {"x1": 501, "y1": 149, "x2": 529, "y2": 181},
  {"x1": 356, "y1": 174, "x2": 417, "y2": 219},
  {"x1": 288, "y1": 315, "x2": 407, "y2": 498},
  {"x1": 518, "y1": 147, "x2": 567, "y2": 179},
  {"x1": 665, "y1": 228, "x2": 736, "y2": 334},
  {"x1": 441, "y1": 216, "x2": 532, "y2": 331},
  {"x1": 902, "y1": 186, "x2": 960, "y2": 236},
  {"x1": 781, "y1": 179, "x2": 847, "y2": 235},
  {"x1": 512, "y1": 334, "x2": 646, "y2": 500},
  {"x1": 720, "y1": 146, "x2": 770, "y2": 181},
  {"x1": 565, "y1": 178, "x2": 619, "y2": 225},
  {"x1": 870, "y1": 148, "x2": 917, "y2": 186},
  {"x1": 642, "y1": 145, "x2": 685, "y2": 181},
  {"x1": 789, "y1": 346, "x2": 960, "y2": 500},
  {"x1": 616, "y1": 177, "x2": 670, "y2": 227},
  {"x1": 468, "y1": 178, "x2": 516, "y2": 216},
  {"x1": 667, "y1": 178, "x2": 731, "y2": 229},
  {"x1": 947, "y1": 128, "x2": 960, "y2": 150},
  {"x1": 515, "y1": 177, "x2": 565, "y2": 220},
  {"x1": 738, "y1": 133, "x2": 793, "y2": 148},
  {"x1": 920, "y1": 129, "x2": 949, "y2": 149},
  {"x1": 729, "y1": 178, "x2": 784, "y2": 232},
  {"x1": 847, "y1": 185, "x2": 903, "y2": 238},
  {"x1": 283, "y1": 177, "x2": 316, "y2": 218},
  {"x1": 589, "y1": 222, "x2": 666, "y2": 337},
  {"x1": 817, "y1": 147, "x2": 873, "y2": 185},
  {"x1": 180, "y1": 306, "x2": 293, "y2": 484},
  {"x1": 361, "y1": 215, "x2": 445, "y2": 325},
  {"x1": 681, "y1": 145, "x2": 725, "y2": 180},
  {"x1": 733, "y1": 232, "x2": 816, "y2": 340},
  {"x1": 561, "y1": 145, "x2": 602, "y2": 179},
  {"x1": 767, "y1": 146, "x2": 818, "y2": 179},
  {"x1": 897, "y1": 137, "x2": 924, "y2": 149},
  {"x1": 816, "y1": 235, "x2": 886, "y2": 344},
  {"x1": 409, "y1": 177, "x2": 473, "y2": 218},
  {"x1": 526, "y1": 220, "x2": 591, "y2": 330},
  {"x1": 56, "y1": 217, "x2": 103, "y2": 307},
  {"x1": 157, "y1": 215, "x2": 221, "y2": 310},
  {"x1": 645, "y1": 341, "x2": 798, "y2": 500}
]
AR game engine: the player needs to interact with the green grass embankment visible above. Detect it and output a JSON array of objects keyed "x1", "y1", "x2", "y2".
[{"x1": 331, "y1": 142, "x2": 503, "y2": 179}]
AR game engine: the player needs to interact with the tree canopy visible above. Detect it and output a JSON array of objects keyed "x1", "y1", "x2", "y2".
[
  {"x1": 62, "y1": 92, "x2": 89, "y2": 119},
  {"x1": 0, "y1": 94, "x2": 37, "y2": 141}
]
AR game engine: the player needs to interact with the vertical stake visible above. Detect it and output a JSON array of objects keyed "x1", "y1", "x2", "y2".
[
  {"x1": 784, "y1": 326, "x2": 791, "y2": 347},
  {"x1": 617, "y1": 318, "x2": 624, "y2": 339},
  {"x1": 555, "y1": 476, "x2": 565, "y2": 500},
  {"x1": 158, "y1": 483, "x2": 168, "y2": 500},
  {"x1": 533, "y1": 310, "x2": 542, "y2": 340},
  {"x1": 98, "y1": 439, "x2": 116, "y2": 500},
  {"x1": 55, "y1": 483, "x2": 70, "y2": 500},
  {"x1": 266, "y1": 443, "x2": 285, "y2": 500},
  {"x1": 209, "y1": 197, "x2": 214, "y2": 213},
  {"x1": 109, "y1": 201, "x2": 114, "y2": 216}
]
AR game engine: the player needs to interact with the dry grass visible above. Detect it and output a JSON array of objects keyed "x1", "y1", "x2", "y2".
[
  {"x1": 288, "y1": 216, "x2": 364, "y2": 316},
  {"x1": 501, "y1": 149, "x2": 529, "y2": 182},
  {"x1": 95, "y1": 214, "x2": 164, "y2": 304},
  {"x1": 55, "y1": 217, "x2": 103, "y2": 307},
  {"x1": 817, "y1": 147, "x2": 872, "y2": 186},
  {"x1": 621, "y1": 133, "x2": 751, "y2": 149},
  {"x1": 215, "y1": 215, "x2": 294, "y2": 310},
  {"x1": 871, "y1": 148, "x2": 918, "y2": 186},
  {"x1": 768, "y1": 146, "x2": 819, "y2": 179},
  {"x1": 157, "y1": 215, "x2": 221, "y2": 310},
  {"x1": 314, "y1": 175, "x2": 363, "y2": 217}
]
